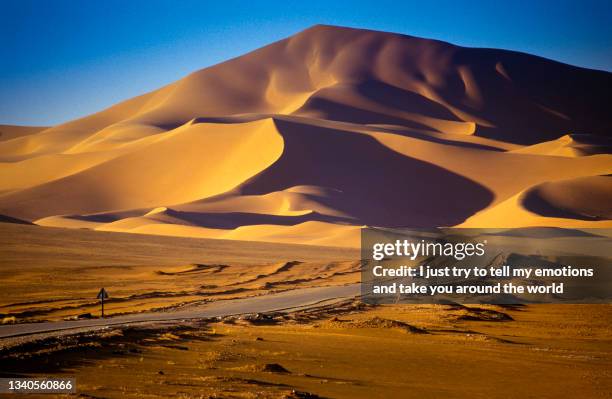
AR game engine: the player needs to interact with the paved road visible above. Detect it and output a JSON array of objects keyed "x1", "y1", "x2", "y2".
[{"x1": 0, "y1": 284, "x2": 360, "y2": 340}]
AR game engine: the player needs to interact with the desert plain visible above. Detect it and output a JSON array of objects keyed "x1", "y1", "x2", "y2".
[{"x1": 0, "y1": 222, "x2": 610, "y2": 398}]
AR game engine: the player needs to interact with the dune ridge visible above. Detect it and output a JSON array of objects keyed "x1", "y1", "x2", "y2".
[{"x1": 1, "y1": 25, "x2": 611, "y2": 247}]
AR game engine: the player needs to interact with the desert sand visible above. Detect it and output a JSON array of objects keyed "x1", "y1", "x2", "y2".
[
  {"x1": 3, "y1": 294, "x2": 611, "y2": 398},
  {"x1": 1, "y1": 25, "x2": 611, "y2": 398},
  {"x1": 1, "y1": 222, "x2": 610, "y2": 399},
  {"x1": 0, "y1": 25, "x2": 610, "y2": 247},
  {"x1": 0, "y1": 223, "x2": 358, "y2": 324}
]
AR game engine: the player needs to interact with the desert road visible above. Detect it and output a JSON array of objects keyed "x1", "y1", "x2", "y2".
[{"x1": 0, "y1": 284, "x2": 360, "y2": 340}]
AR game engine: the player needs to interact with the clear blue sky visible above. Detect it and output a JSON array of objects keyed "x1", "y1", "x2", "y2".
[{"x1": 1, "y1": 0, "x2": 610, "y2": 126}]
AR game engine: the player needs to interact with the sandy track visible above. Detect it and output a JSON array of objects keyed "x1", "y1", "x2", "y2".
[{"x1": 0, "y1": 284, "x2": 359, "y2": 340}]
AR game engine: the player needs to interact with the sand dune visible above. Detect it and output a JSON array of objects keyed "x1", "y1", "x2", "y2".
[
  {"x1": 1, "y1": 25, "x2": 611, "y2": 246},
  {"x1": 522, "y1": 176, "x2": 612, "y2": 220},
  {"x1": 0, "y1": 214, "x2": 32, "y2": 225},
  {"x1": 0, "y1": 125, "x2": 47, "y2": 143},
  {"x1": 511, "y1": 134, "x2": 612, "y2": 157}
]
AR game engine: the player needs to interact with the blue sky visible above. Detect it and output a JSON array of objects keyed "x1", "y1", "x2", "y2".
[{"x1": 1, "y1": 0, "x2": 610, "y2": 126}]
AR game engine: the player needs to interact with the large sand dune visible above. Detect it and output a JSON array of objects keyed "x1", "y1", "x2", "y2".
[{"x1": 1, "y1": 25, "x2": 611, "y2": 246}]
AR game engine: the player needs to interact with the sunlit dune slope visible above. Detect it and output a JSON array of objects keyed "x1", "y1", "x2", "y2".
[{"x1": 1, "y1": 25, "x2": 611, "y2": 247}]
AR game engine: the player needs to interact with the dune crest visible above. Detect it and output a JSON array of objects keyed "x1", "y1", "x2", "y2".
[{"x1": 1, "y1": 25, "x2": 611, "y2": 246}]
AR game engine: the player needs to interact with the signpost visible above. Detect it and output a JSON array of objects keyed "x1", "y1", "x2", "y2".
[{"x1": 97, "y1": 288, "x2": 109, "y2": 318}]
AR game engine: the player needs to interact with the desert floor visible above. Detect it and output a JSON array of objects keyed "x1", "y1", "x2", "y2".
[
  {"x1": 0, "y1": 223, "x2": 358, "y2": 323},
  {"x1": 1, "y1": 223, "x2": 611, "y2": 398},
  {"x1": 2, "y1": 303, "x2": 611, "y2": 398}
]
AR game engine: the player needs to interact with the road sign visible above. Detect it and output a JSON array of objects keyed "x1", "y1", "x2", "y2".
[
  {"x1": 97, "y1": 288, "x2": 108, "y2": 299},
  {"x1": 97, "y1": 288, "x2": 109, "y2": 318}
]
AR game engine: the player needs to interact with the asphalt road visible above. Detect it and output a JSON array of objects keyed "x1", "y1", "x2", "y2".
[{"x1": 0, "y1": 284, "x2": 360, "y2": 339}]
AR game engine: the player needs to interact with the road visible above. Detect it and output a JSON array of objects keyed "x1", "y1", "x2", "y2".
[{"x1": 0, "y1": 284, "x2": 360, "y2": 340}]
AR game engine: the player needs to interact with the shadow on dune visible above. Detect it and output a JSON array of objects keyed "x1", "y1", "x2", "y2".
[
  {"x1": 0, "y1": 214, "x2": 33, "y2": 225},
  {"x1": 522, "y1": 190, "x2": 601, "y2": 221},
  {"x1": 521, "y1": 176, "x2": 612, "y2": 221},
  {"x1": 66, "y1": 214, "x2": 123, "y2": 223},
  {"x1": 377, "y1": 128, "x2": 505, "y2": 152},
  {"x1": 190, "y1": 114, "x2": 506, "y2": 153},
  {"x1": 192, "y1": 113, "x2": 506, "y2": 152},
  {"x1": 296, "y1": 96, "x2": 432, "y2": 130},
  {"x1": 355, "y1": 79, "x2": 460, "y2": 121},
  {"x1": 153, "y1": 209, "x2": 354, "y2": 229},
  {"x1": 295, "y1": 79, "x2": 462, "y2": 132},
  {"x1": 237, "y1": 119, "x2": 494, "y2": 227},
  {"x1": 563, "y1": 134, "x2": 612, "y2": 156},
  {"x1": 447, "y1": 48, "x2": 612, "y2": 144}
]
